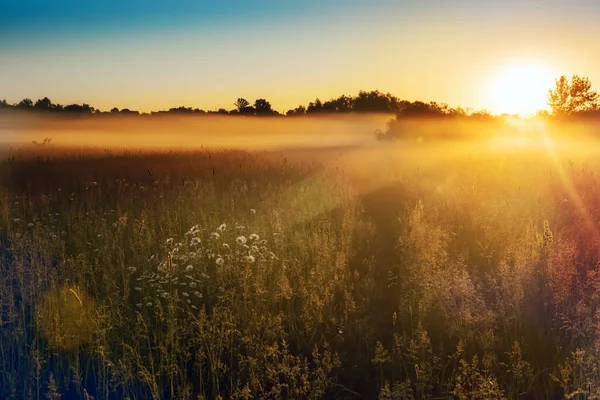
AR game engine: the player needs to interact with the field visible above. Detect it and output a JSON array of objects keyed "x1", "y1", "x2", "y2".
[{"x1": 3, "y1": 117, "x2": 600, "y2": 399}]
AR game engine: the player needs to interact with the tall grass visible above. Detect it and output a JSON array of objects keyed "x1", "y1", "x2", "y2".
[{"x1": 2, "y1": 144, "x2": 600, "y2": 399}]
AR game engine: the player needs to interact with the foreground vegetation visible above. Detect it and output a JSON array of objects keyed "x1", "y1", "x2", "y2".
[{"x1": 2, "y1": 141, "x2": 600, "y2": 399}]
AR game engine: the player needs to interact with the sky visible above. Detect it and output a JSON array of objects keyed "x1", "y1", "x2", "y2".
[{"x1": 1, "y1": 0, "x2": 600, "y2": 114}]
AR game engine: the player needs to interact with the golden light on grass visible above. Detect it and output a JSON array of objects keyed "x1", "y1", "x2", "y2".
[
  {"x1": 36, "y1": 284, "x2": 98, "y2": 350},
  {"x1": 490, "y1": 59, "x2": 555, "y2": 116}
]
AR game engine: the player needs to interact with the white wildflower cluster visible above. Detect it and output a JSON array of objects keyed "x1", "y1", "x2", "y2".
[{"x1": 129, "y1": 219, "x2": 278, "y2": 313}]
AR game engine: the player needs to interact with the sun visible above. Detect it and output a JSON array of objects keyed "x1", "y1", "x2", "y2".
[{"x1": 490, "y1": 60, "x2": 555, "y2": 117}]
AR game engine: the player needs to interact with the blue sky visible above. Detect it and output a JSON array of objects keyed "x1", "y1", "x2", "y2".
[{"x1": 2, "y1": 0, "x2": 599, "y2": 113}]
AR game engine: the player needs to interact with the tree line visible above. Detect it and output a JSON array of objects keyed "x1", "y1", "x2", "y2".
[
  {"x1": 1, "y1": 75, "x2": 598, "y2": 120},
  {"x1": 0, "y1": 90, "x2": 485, "y2": 118}
]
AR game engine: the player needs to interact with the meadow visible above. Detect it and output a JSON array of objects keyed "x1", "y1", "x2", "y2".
[{"x1": 2, "y1": 117, "x2": 600, "y2": 399}]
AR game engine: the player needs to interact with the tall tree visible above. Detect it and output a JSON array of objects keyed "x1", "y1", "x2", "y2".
[
  {"x1": 547, "y1": 75, "x2": 599, "y2": 115},
  {"x1": 34, "y1": 97, "x2": 54, "y2": 111},
  {"x1": 254, "y1": 98, "x2": 273, "y2": 115},
  {"x1": 234, "y1": 98, "x2": 250, "y2": 112},
  {"x1": 17, "y1": 98, "x2": 34, "y2": 109}
]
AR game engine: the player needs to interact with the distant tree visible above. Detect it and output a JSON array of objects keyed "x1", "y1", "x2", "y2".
[
  {"x1": 234, "y1": 98, "x2": 250, "y2": 112},
  {"x1": 64, "y1": 104, "x2": 94, "y2": 113},
  {"x1": 306, "y1": 98, "x2": 324, "y2": 114},
  {"x1": 0, "y1": 99, "x2": 10, "y2": 109},
  {"x1": 232, "y1": 98, "x2": 254, "y2": 115},
  {"x1": 396, "y1": 101, "x2": 445, "y2": 118},
  {"x1": 34, "y1": 97, "x2": 54, "y2": 111},
  {"x1": 110, "y1": 107, "x2": 120, "y2": 114},
  {"x1": 333, "y1": 95, "x2": 353, "y2": 112},
  {"x1": 547, "y1": 75, "x2": 599, "y2": 116},
  {"x1": 286, "y1": 105, "x2": 306, "y2": 116},
  {"x1": 17, "y1": 98, "x2": 34, "y2": 110},
  {"x1": 120, "y1": 108, "x2": 139, "y2": 115},
  {"x1": 353, "y1": 90, "x2": 395, "y2": 113},
  {"x1": 254, "y1": 98, "x2": 274, "y2": 115},
  {"x1": 169, "y1": 106, "x2": 193, "y2": 114}
]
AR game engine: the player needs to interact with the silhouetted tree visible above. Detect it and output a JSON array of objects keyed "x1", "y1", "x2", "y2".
[
  {"x1": 254, "y1": 98, "x2": 274, "y2": 115},
  {"x1": 0, "y1": 99, "x2": 10, "y2": 109},
  {"x1": 17, "y1": 98, "x2": 34, "y2": 110},
  {"x1": 64, "y1": 104, "x2": 94, "y2": 113},
  {"x1": 120, "y1": 108, "x2": 139, "y2": 115},
  {"x1": 110, "y1": 107, "x2": 120, "y2": 114},
  {"x1": 306, "y1": 98, "x2": 324, "y2": 114},
  {"x1": 234, "y1": 98, "x2": 249, "y2": 112},
  {"x1": 353, "y1": 90, "x2": 395, "y2": 113},
  {"x1": 547, "y1": 75, "x2": 599, "y2": 116},
  {"x1": 34, "y1": 97, "x2": 54, "y2": 111},
  {"x1": 286, "y1": 105, "x2": 306, "y2": 116}
]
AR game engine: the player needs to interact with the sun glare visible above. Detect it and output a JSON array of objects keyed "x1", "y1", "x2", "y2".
[{"x1": 490, "y1": 60, "x2": 555, "y2": 117}]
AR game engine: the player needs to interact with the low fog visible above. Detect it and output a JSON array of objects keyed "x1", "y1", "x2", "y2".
[{"x1": 1, "y1": 111, "x2": 600, "y2": 157}]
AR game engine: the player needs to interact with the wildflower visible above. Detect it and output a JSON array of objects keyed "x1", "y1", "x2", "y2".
[
  {"x1": 219, "y1": 286, "x2": 225, "y2": 293},
  {"x1": 269, "y1": 252, "x2": 278, "y2": 260},
  {"x1": 185, "y1": 224, "x2": 200, "y2": 235},
  {"x1": 243, "y1": 255, "x2": 256, "y2": 263},
  {"x1": 217, "y1": 223, "x2": 226, "y2": 232},
  {"x1": 194, "y1": 291, "x2": 203, "y2": 298},
  {"x1": 249, "y1": 233, "x2": 259, "y2": 241},
  {"x1": 191, "y1": 305, "x2": 198, "y2": 309},
  {"x1": 210, "y1": 232, "x2": 220, "y2": 240},
  {"x1": 28, "y1": 223, "x2": 34, "y2": 228},
  {"x1": 179, "y1": 282, "x2": 187, "y2": 286},
  {"x1": 216, "y1": 257, "x2": 225, "y2": 266},
  {"x1": 189, "y1": 251, "x2": 197, "y2": 258},
  {"x1": 201, "y1": 273, "x2": 210, "y2": 279},
  {"x1": 191, "y1": 237, "x2": 201, "y2": 245},
  {"x1": 126, "y1": 267, "x2": 136, "y2": 273},
  {"x1": 189, "y1": 282, "x2": 197, "y2": 288},
  {"x1": 236, "y1": 236, "x2": 247, "y2": 245},
  {"x1": 250, "y1": 209, "x2": 256, "y2": 214},
  {"x1": 222, "y1": 243, "x2": 230, "y2": 249},
  {"x1": 134, "y1": 287, "x2": 142, "y2": 291},
  {"x1": 13, "y1": 218, "x2": 21, "y2": 223},
  {"x1": 113, "y1": 222, "x2": 118, "y2": 228},
  {"x1": 182, "y1": 292, "x2": 189, "y2": 297},
  {"x1": 236, "y1": 225, "x2": 245, "y2": 230},
  {"x1": 166, "y1": 238, "x2": 174, "y2": 244},
  {"x1": 136, "y1": 303, "x2": 142, "y2": 308},
  {"x1": 146, "y1": 302, "x2": 153, "y2": 307}
]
